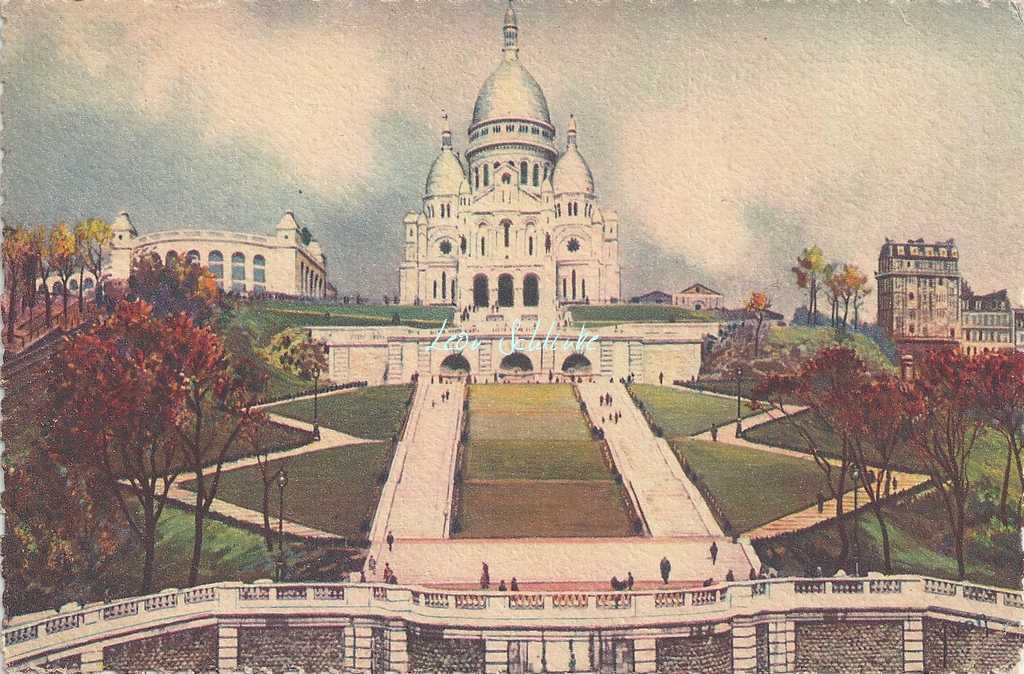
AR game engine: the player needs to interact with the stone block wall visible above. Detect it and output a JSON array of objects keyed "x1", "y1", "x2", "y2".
[
  {"x1": 656, "y1": 634, "x2": 732, "y2": 674},
  {"x1": 755, "y1": 623, "x2": 770, "y2": 674},
  {"x1": 923, "y1": 617, "x2": 1024, "y2": 673},
  {"x1": 237, "y1": 626, "x2": 346, "y2": 671},
  {"x1": 408, "y1": 626, "x2": 485, "y2": 673},
  {"x1": 103, "y1": 625, "x2": 217, "y2": 673},
  {"x1": 794, "y1": 620, "x2": 903, "y2": 673}
]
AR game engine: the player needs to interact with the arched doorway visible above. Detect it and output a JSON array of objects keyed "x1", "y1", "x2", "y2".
[
  {"x1": 498, "y1": 274, "x2": 514, "y2": 307},
  {"x1": 523, "y1": 274, "x2": 540, "y2": 307},
  {"x1": 562, "y1": 353, "x2": 592, "y2": 373},
  {"x1": 473, "y1": 274, "x2": 489, "y2": 308},
  {"x1": 440, "y1": 353, "x2": 471, "y2": 374},
  {"x1": 499, "y1": 352, "x2": 533, "y2": 372}
]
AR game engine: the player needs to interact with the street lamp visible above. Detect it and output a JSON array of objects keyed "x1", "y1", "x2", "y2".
[
  {"x1": 275, "y1": 469, "x2": 289, "y2": 582},
  {"x1": 735, "y1": 367, "x2": 744, "y2": 436},
  {"x1": 851, "y1": 464, "x2": 861, "y2": 576}
]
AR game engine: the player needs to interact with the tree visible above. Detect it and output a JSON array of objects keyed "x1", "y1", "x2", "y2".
[
  {"x1": 128, "y1": 253, "x2": 221, "y2": 324},
  {"x1": 76, "y1": 217, "x2": 113, "y2": 308},
  {"x1": 175, "y1": 341, "x2": 267, "y2": 587},
  {"x1": 247, "y1": 424, "x2": 288, "y2": 551},
  {"x1": 3, "y1": 225, "x2": 32, "y2": 344},
  {"x1": 294, "y1": 337, "x2": 328, "y2": 439},
  {"x1": 745, "y1": 291, "x2": 773, "y2": 357},
  {"x1": 49, "y1": 222, "x2": 80, "y2": 327},
  {"x1": 30, "y1": 224, "x2": 55, "y2": 328},
  {"x1": 754, "y1": 346, "x2": 870, "y2": 568},
  {"x1": 972, "y1": 351, "x2": 1024, "y2": 522},
  {"x1": 907, "y1": 348, "x2": 985, "y2": 579},
  {"x1": 51, "y1": 301, "x2": 187, "y2": 593},
  {"x1": 792, "y1": 245, "x2": 826, "y2": 326}
]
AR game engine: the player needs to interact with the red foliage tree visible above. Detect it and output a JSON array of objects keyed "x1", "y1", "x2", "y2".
[{"x1": 971, "y1": 350, "x2": 1024, "y2": 522}]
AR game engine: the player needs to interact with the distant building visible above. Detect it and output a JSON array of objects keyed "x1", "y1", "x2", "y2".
[
  {"x1": 961, "y1": 290, "x2": 1015, "y2": 355},
  {"x1": 1016, "y1": 308, "x2": 1024, "y2": 352},
  {"x1": 672, "y1": 284, "x2": 723, "y2": 311},
  {"x1": 875, "y1": 238, "x2": 962, "y2": 348},
  {"x1": 630, "y1": 290, "x2": 672, "y2": 305}
]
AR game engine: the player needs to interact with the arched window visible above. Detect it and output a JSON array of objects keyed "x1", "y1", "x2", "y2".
[
  {"x1": 582, "y1": 278, "x2": 586, "y2": 299},
  {"x1": 433, "y1": 280, "x2": 438, "y2": 299},
  {"x1": 186, "y1": 250, "x2": 201, "y2": 265},
  {"x1": 528, "y1": 236, "x2": 534, "y2": 256},
  {"x1": 69, "y1": 279, "x2": 79, "y2": 291},
  {"x1": 484, "y1": 165, "x2": 490, "y2": 186},
  {"x1": 503, "y1": 222, "x2": 511, "y2": 247},
  {"x1": 165, "y1": 250, "x2": 178, "y2": 267},
  {"x1": 83, "y1": 278, "x2": 94, "y2": 291},
  {"x1": 253, "y1": 255, "x2": 266, "y2": 284},
  {"x1": 523, "y1": 274, "x2": 539, "y2": 306},
  {"x1": 480, "y1": 237, "x2": 486, "y2": 256},
  {"x1": 208, "y1": 251, "x2": 224, "y2": 279},
  {"x1": 520, "y1": 161, "x2": 528, "y2": 184},
  {"x1": 474, "y1": 167, "x2": 480, "y2": 189},
  {"x1": 442, "y1": 271, "x2": 447, "y2": 299},
  {"x1": 231, "y1": 253, "x2": 246, "y2": 281},
  {"x1": 545, "y1": 234, "x2": 551, "y2": 253},
  {"x1": 53, "y1": 281, "x2": 63, "y2": 293},
  {"x1": 460, "y1": 236, "x2": 467, "y2": 254},
  {"x1": 533, "y1": 164, "x2": 539, "y2": 187}
]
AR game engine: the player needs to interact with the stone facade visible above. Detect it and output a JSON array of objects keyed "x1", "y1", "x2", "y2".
[
  {"x1": 923, "y1": 617, "x2": 1024, "y2": 674},
  {"x1": 656, "y1": 633, "x2": 732, "y2": 674},
  {"x1": 876, "y1": 238, "x2": 961, "y2": 346},
  {"x1": 237, "y1": 626, "x2": 346, "y2": 671},
  {"x1": 102, "y1": 625, "x2": 217, "y2": 673},
  {"x1": 41, "y1": 654, "x2": 80, "y2": 671},
  {"x1": 961, "y1": 289, "x2": 1015, "y2": 355},
  {"x1": 673, "y1": 284, "x2": 724, "y2": 311},
  {"x1": 794, "y1": 620, "x2": 903, "y2": 673},
  {"x1": 408, "y1": 626, "x2": 485, "y2": 673}
]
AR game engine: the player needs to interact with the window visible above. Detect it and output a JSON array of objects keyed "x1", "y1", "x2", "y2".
[
  {"x1": 520, "y1": 161, "x2": 528, "y2": 184},
  {"x1": 231, "y1": 252, "x2": 246, "y2": 281},
  {"x1": 567, "y1": 238, "x2": 580, "y2": 253},
  {"x1": 83, "y1": 278, "x2": 94, "y2": 291},
  {"x1": 528, "y1": 236, "x2": 534, "y2": 256},
  {"x1": 545, "y1": 234, "x2": 551, "y2": 253},
  {"x1": 502, "y1": 173, "x2": 511, "y2": 185},
  {"x1": 481, "y1": 237, "x2": 486, "y2": 256},
  {"x1": 69, "y1": 279, "x2": 79, "y2": 291},
  {"x1": 208, "y1": 251, "x2": 224, "y2": 279},
  {"x1": 460, "y1": 236, "x2": 467, "y2": 254},
  {"x1": 533, "y1": 164, "x2": 539, "y2": 187},
  {"x1": 440, "y1": 240, "x2": 452, "y2": 255},
  {"x1": 504, "y1": 222, "x2": 511, "y2": 247},
  {"x1": 474, "y1": 167, "x2": 479, "y2": 189},
  {"x1": 484, "y1": 165, "x2": 490, "y2": 186},
  {"x1": 253, "y1": 255, "x2": 266, "y2": 283}
]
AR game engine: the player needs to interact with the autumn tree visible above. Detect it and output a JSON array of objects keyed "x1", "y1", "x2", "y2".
[
  {"x1": 907, "y1": 348, "x2": 985, "y2": 579},
  {"x1": 754, "y1": 347, "x2": 871, "y2": 567},
  {"x1": 75, "y1": 217, "x2": 113, "y2": 308},
  {"x1": 128, "y1": 253, "x2": 221, "y2": 324},
  {"x1": 792, "y1": 245, "x2": 826, "y2": 326},
  {"x1": 745, "y1": 291, "x2": 774, "y2": 357},
  {"x1": 972, "y1": 351, "x2": 1024, "y2": 523},
  {"x1": 294, "y1": 337, "x2": 328, "y2": 439},
  {"x1": 51, "y1": 301, "x2": 188, "y2": 593},
  {"x1": 30, "y1": 224, "x2": 55, "y2": 328},
  {"x1": 247, "y1": 424, "x2": 289, "y2": 551},
  {"x1": 3, "y1": 225, "x2": 32, "y2": 344},
  {"x1": 49, "y1": 222, "x2": 80, "y2": 327}
]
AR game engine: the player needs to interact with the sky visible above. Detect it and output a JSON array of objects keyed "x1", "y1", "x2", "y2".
[{"x1": 3, "y1": 0, "x2": 1022, "y2": 318}]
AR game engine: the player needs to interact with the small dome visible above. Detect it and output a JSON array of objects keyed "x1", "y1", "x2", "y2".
[
  {"x1": 552, "y1": 145, "x2": 594, "y2": 195},
  {"x1": 472, "y1": 59, "x2": 551, "y2": 128},
  {"x1": 425, "y1": 149, "x2": 466, "y2": 196}
]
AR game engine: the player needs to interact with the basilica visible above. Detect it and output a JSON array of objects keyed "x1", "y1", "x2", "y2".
[{"x1": 398, "y1": 2, "x2": 621, "y2": 321}]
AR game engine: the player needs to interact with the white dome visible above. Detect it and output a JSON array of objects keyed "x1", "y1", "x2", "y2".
[
  {"x1": 424, "y1": 149, "x2": 466, "y2": 196},
  {"x1": 471, "y1": 60, "x2": 551, "y2": 127},
  {"x1": 552, "y1": 145, "x2": 594, "y2": 195}
]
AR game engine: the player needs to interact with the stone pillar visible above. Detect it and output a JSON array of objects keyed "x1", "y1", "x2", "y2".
[
  {"x1": 387, "y1": 621, "x2": 409, "y2": 673},
  {"x1": 485, "y1": 638, "x2": 509, "y2": 674},
  {"x1": 79, "y1": 648, "x2": 104, "y2": 673},
  {"x1": 732, "y1": 622, "x2": 758, "y2": 674},
  {"x1": 217, "y1": 625, "x2": 238, "y2": 672},
  {"x1": 768, "y1": 619, "x2": 795, "y2": 673},
  {"x1": 353, "y1": 622, "x2": 375, "y2": 671},
  {"x1": 632, "y1": 637, "x2": 657, "y2": 673},
  {"x1": 903, "y1": 617, "x2": 924, "y2": 673}
]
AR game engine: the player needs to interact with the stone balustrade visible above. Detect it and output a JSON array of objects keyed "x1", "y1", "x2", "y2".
[{"x1": 6, "y1": 573, "x2": 1022, "y2": 671}]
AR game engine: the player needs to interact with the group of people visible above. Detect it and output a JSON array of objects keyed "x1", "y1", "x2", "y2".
[
  {"x1": 609, "y1": 571, "x2": 635, "y2": 591},
  {"x1": 479, "y1": 562, "x2": 520, "y2": 592},
  {"x1": 363, "y1": 556, "x2": 399, "y2": 584}
]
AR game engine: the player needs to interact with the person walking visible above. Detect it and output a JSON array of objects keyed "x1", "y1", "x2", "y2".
[
  {"x1": 510, "y1": 577, "x2": 519, "y2": 592},
  {"x1": 626, "y1": 571, "x2": 634, "y2": 590},
  {"x1": 816, "y1": 491, "x2": 825, "y2": 514},
  {"x1": 498, "y1": 580, "x2": 508, "y2": 591},
  {"x1": 710, "y1": 424, "x2": 718, "y2": 442},
  {"x1": 368, "y1": 555, "x2": 377, "y2": 576},
  {"x1": 659, "y1": 371, "x2": 664, "y2": 385},
  {"x1": 725, "y1": 569, "x2": 735, "y2": 582},
  {"x1": 660, "y1": 557, "x2": 671, "y2": 584},
  {"x1": 710, "y1": 541, "x2": 718, "y2": 564},
  {"x1": 481, "y1": 562, "x2": 490, "y2": 589},
  {"x1": 386, "y1": 531, "x2": 394, "y2": 552}
]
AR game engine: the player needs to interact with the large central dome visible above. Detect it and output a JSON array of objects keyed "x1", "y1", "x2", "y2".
[{"x1": 471, "y1": 59, "x2": 551, "y2": 127}]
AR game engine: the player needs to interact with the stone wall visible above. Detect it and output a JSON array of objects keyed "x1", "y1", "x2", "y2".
[
  {"x1": 923, "y1": 617, "x2": 1024, "y2": 673},
  {"x1": 755, "y1": 623, "x2": 769, "y2": 674},
  {"x1": 42, "y1": 654, "x2": 80, "y2": 671},
  {"x1": 408, "y1": 626, "x2": 485, "y2": 673},
  {"x1": 656, "y1": 634, "x2": 732, "y2": 674},
  {"x1": 103, "y1": 625, "x2": 217, "y2": 673},
  {"x1": 794, "y1": 620, "x2": 902, "y2": 673},
  {"x1": 237, "y1": 626, "x2": 346, "y2": 672}
]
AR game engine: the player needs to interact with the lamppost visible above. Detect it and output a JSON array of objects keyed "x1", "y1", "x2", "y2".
[
  {"x1": 312, "y1": 365, "x2": 321, "y2": 441},
  {"x1": 735, "y1": 366, "x2": 744, "y2": 436},
  {"x1": 851, "y1": 464, "x2": 861, "y2": 576},
  {"x1": 275, "y1": 469, "x2": 289, "y2": 582}
]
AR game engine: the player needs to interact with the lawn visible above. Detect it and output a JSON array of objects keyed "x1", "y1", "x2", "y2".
[
  {"x1": 569, "y1": 304, "x2": 712, "y2": 326},
  {"x1": 629, "y1": 384, "x2": 761, "y2": 438},
  {"x1": 457, "y1": 481, "x2": 635, "y2": 538},
  {"x1": 266, "y1": 385, "x2": 413, "y2": 440},
  {"x1": 180, "y1": 443, "x2": 392, "y2": 539},
  {"x1": 456, "y1": 384, "x2": 638, "y2": 538},
  {"x1": 673, "y1": 439, "x2": 848, "y2": 532}
]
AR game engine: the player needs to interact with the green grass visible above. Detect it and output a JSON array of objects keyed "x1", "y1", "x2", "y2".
[
  {"x1": 569, "y1": 304, "x2": 712, "y2": 326},
  {"x1": 456, "y1": 384, "x2": 637, "y2": 538},
  {"x1": 266, "y1": 385, "x2": 413, "y2": 440},
  {"x1": 180, "y1": 443, "x2": 392, "y2": 538},
  {"x1": 457, "y1": 481, "x2": 635, "y2": 538},
  {"x1": 630, "y1": 384, "x2": 761, "y2": 438},
  {"x1": 764, "y1": 325, "x2": 897, "y2": 374},
  {"x1": 674, "y1": 439, "x2": 844, "y2": 532}
]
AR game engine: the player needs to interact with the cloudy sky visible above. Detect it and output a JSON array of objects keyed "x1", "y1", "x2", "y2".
[{"x1": 3, "y1": 0, "x2": 1022, "y2": 316}]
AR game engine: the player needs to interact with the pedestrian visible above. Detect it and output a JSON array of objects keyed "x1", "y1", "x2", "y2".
[
  {"x1": 510, "y1": 577, "x2": 519, "y2": 592},
  {"x1": 498, "y1": 580, "x2": 507, "y2": 592},
  {"x1": 383, "y1": 562, "x2": 392, "y2": 581},
  {"x1": 360, "y1": 570, "x2": 367, "y2": 583},
  {"x1": 626, "y1": 571, "x2": 634, "y2": 590},
  {"x1": 481, "y1": 562, "x2": 490, "y2": 589},
  {"x1": 703, "y1": 577, "x2": 713, "y2": 587},
  {"x1": 660, "y1": 556, "x2": 671, "y2": 584},
  {"x1": 725, "y1": 569, "x2": 734, "y2": 582},
  {"x1": 386, "y1": 531, "x2": 394, "y2": 552},
  {"x1": 610, "y1": 576, "x2": 622, "y2": 591},
  {"x1": 710, "y1": 541, "x2": 718, "y2": 564},
  {"x1": 659, "y1": 371, "x2": 664, "y2": 385},
  {"x1": 710, "y1": 424, "x2": 718, "y2": 442},
  {"x1": 388, "y1": 572, "x2": 398, "y2": 585},
  {"x1": 368, "y1": 555, "x2": 377, "y2": 575},
  {"x1": 749, "y1": 568, "x2": 757, "y2": 581},
  {"x1": 816, "y1": 491, "x2": 825, "y2": 514}
]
